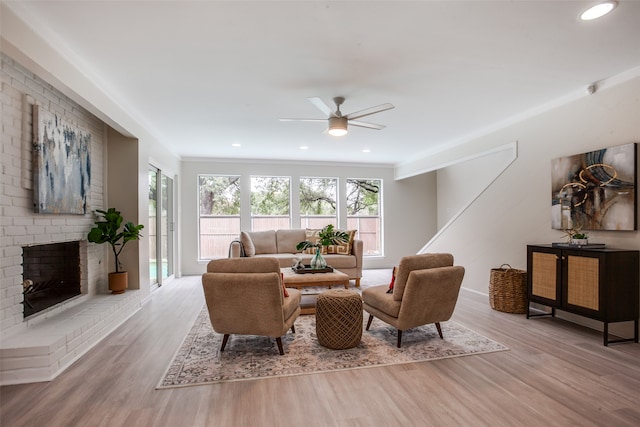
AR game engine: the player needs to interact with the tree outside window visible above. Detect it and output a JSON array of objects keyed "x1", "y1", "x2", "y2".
[
  {"x1": 347, "y1": 178, "x2": 382, "y2": 256},
  {"x1": 198, "y1": 175, "x2": 240, "y2": 259},
  {"x1": 251, "y1": 176, "x2": 291, "y2": 230},
  {"x1": 300, "y1": 177, "x2": 337, "y2": 228}
]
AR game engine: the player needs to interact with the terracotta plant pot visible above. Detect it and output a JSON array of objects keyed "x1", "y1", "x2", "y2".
[{"x1": 108, "y1": 271, "x2": 128, "y2": 294}]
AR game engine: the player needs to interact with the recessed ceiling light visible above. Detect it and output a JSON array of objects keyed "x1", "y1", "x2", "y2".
[
  {"x1": 579, "y1": 1, "x2": 617, "y2": 21},
  {"x1": 231, "y1": 143, "x2": 241, "y2": 147},
  {"x1": 362, "y1": 149, "x2": 370, "y2": 153},
  {"x1": 299, "y1": 146, "x2": 309, "y2": 150}
]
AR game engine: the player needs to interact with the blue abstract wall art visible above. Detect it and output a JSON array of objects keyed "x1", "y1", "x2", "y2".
[{"x1": 33, "y1": 106, "x2": 91, "y2": 214}]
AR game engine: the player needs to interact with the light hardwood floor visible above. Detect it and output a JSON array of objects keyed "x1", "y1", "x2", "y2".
[{"x1": 1, "y1": 271, "x2": 639, "y2": 427}]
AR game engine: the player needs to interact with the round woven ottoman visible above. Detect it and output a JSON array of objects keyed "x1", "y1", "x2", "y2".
[{"x1": 316, "y1": 289, "x2": 363, "y2": 349}]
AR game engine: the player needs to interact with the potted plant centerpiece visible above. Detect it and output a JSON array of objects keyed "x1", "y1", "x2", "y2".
[
  {"x1": 296, "y1": 224, "x2": 350, "y2": 269},
  {"x1": 564, "y1": 226, "x2": 589, "y2": 246},
  {"x1": 88, "y1": 208, "x2": 144, "y2": 294},
  {"x1": 570, "y1": 232, "x2": 589, "y2": 245}
]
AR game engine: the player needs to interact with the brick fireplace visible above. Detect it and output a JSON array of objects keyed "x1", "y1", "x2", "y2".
[{"x1": 1, "y1": 52, "x2": 143, "y2": 385}]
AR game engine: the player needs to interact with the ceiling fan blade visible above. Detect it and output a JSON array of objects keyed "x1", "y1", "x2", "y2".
[
  {"x1": 349, "y1": 120, "x2": 385, "y2": 130},
  {"x1": 345, "y1": 103, "x2": 394, "y2": 120},
  {"x1": 307, "y1": 97, "x2": 335, "y2": 117},
  {"x1": 279, "y1": 118, "x2": 327, "y2": 122}
]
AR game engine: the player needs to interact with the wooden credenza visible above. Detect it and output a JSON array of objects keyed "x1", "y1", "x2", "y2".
[{"x1": 526, "y1": 244, "x2": 639, "y2": 346}]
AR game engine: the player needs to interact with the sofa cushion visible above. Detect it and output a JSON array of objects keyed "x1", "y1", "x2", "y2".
[
  {"x1": 321, "y1": 254, "x2": 356, "y2": 269},
  {"x1": 247, "y1": 230, "x2": 277, "y2": 255},
  {"x1": 325, "y1": 229, "x2": 356, "y2": 255},
  {"x1": 276, "y1": 229, "x2": 306, "y2": 253},
  {"x1": 207, "y1": 257, "x2": 280, "y2": 273},
  {"x1": 282, "y1": 288, "x2": 302, "y2": 320},
  {"x1": 302, "y1": 229, "x2": 326, "y2": 254},
  {"x1": 240, "y1": 231, "x2": 256, "y2": 257},
  {"x1": 362, "y1": 285, "x2": 401, "y2": 318}
]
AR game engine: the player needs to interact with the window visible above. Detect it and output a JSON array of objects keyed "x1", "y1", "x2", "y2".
[
  {"x1": 195, "y1": 174, "x2": 383, "y2": 259},
  {"x1": 251, "y1": 176, "x2": 291, "y2": 231},
  {"x1": 346, "y1": 178, "x2": 382, "y2": 256},
  {"x1": 299, "y1": 177, "x2": 337, "y2": 228},
  {"x1": 198, "y1": 175, "x2": 241, "y2": 259}
]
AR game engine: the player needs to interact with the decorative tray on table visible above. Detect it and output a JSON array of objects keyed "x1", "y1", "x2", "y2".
[
  {"x1": 551, "y1": 242, "x2": 606, "y2": 249},
  {"x1": 292, "y1": 265, "x2": 334, "y2": 274}
]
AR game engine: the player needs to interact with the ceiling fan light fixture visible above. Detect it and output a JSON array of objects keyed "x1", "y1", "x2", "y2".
[
  {"x1": 328, "y1": 116, "x2": 348, "y2": 136},
  {"x1": 579, "y1": 1, "x2": 617, "y2": 21}
]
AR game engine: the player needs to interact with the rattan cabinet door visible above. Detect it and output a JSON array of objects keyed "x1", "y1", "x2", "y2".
[
  {"x1": 565, "y1": 255, "x2": 599, "y2": 311},
  {"x1": 531, "y1": 252, "x2": 559, "y2": 301},
  {"x1": 527, "y1": 246, "x2": 561, "y2": 306}
]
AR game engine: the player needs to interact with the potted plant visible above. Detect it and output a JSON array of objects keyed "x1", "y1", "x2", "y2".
[
  {"x1": 88, "y1": 208, "x2": 144, "y2": 294},
  {"x1": 296, "y1": 224, "x2": 350, "y2": 269},
  {"x1": 570, "y1": 232, "x2": 589, "y2": 245},
  {"x1": 563, "y1": 227, "x2": 588, "y2": 246}
]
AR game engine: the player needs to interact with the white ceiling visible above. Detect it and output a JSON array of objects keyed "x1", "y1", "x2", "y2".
[{"x1": 5, "y1": 1, "x2": 640, "y2": 166}]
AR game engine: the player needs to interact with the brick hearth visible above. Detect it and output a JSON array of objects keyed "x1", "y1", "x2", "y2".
[{"x1": 0, "y1": 291, "x2": 142, "y2": 385}]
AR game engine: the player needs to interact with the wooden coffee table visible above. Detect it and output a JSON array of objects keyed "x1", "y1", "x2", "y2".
[{"x1": 281, "y1": 268, "x2": 350, "y2": 315}]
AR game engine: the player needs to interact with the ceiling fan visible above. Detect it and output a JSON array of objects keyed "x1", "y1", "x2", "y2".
[{"x1": 280, "y1": 97, "x2": 394, "y2": 136}]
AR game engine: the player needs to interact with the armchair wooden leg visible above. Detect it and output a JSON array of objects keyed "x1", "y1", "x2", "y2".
[
  {"x1": 355, "y1": 278, "x2": 361, "y2": 287},
  {"x1": 291, "y1": 324, "x2": 296, "y2": 333},
  {"x1": 397, "y1": 330, "x2": 403, "y2": 348},
  {"x1": 276, "y1": 337, "x2": 284, "y2": 355},
  {"x1": 221, "y1": 334, "x2": 230, "y2": 352},
  {"x1": 366, "y1": 314, "x2": 374, "y2": 330},
  {"x1": 435, "y1": 322, "x2": 443, "y2": 339}
]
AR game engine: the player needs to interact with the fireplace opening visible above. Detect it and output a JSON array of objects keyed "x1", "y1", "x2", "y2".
[{"x1": 22, "y1": 241, "x2": 82, "y2": 318}]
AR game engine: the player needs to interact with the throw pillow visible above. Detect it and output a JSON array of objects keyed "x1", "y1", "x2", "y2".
[
  {"x1": 280, "y1": 272, "x2": 289, "y2": 297},
  {"x1": 302, "y1": 229, "x2": 327, "y2": 254},
  {"x1": 240, "y1": 231, "x2": 256, "y2": 257},
  {"x1": 387, "y1": 266, "x2": 397, "y2": 294},
  {"x1": 325, "y1": 229, "x2": 356, "y2": 255}
]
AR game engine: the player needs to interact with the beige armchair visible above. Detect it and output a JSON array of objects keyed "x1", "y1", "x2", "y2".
[
  {"x1": 362, "y1": 253, "x2": 465, "y2": 348},
  {"x1": 202, "y1": 257, "x2": 301, "y2": 355}
]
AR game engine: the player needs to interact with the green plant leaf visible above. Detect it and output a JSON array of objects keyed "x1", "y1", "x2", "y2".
[
  {"x1": 296, "y1": 241, "x2": 319, "y2": 251},
  {"x1": 87, "y1": 208, "x2": 143, "y2": 272}
]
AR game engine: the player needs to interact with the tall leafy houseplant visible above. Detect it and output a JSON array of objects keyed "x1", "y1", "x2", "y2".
[
  {"x1": 88, "y1": 208, "x2": 144, "y2": 294},
  {"x1": 296, "y1": 224, "x2": 350, "y2": 269}
]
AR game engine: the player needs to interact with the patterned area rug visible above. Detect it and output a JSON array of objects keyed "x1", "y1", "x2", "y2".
[{"x1": 157, "y1": 308, "x2": 508, "y2": 389}]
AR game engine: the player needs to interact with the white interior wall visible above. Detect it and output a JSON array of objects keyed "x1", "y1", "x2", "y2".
[
  {"x1": 180, "y1": 160, "x2": 437, "y2": 275},
  {"x1": 427, "y1": 76, "x2": 640, "y2": 291},
  {"x1": 426, "y1": 76, "x2": 640, "y2": 334},
  {"x1": 437, "y1": 147, "x2": 516, "y2": 229}
]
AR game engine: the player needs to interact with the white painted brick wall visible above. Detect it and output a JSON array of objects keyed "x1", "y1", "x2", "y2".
[{"x1": 1, "y1": 52, "x2": 107, "y2": 333}]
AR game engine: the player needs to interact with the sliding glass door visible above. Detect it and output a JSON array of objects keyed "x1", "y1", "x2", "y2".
[{"x1": 149, "y1": 166, "x2": 174, "y2": 286}]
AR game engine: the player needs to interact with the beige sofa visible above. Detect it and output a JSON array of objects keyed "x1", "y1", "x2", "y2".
[{"x1": 229, "y1": 229, "x2": 363, "y2": 286}]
